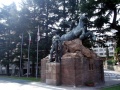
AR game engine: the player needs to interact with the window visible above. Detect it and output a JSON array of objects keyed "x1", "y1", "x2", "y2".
[
  {"x1": 109, "y1": 52, "x2": 114, "y2": 55},
  {"x1": 110, "y1": 44, "x2": 113, "y2": 46},
  {"x1": 99, "y1": 49, "x2": 103, "y2": 51},
  {"x1": 109, "y1": 48, "x2": 113, "y2": 51},
  {"x1": 94, "y1": 49, "x2": 97, "y2": 52},
  {"x1": 99, "y1": 53, "x2": 103, "y2": 55}
]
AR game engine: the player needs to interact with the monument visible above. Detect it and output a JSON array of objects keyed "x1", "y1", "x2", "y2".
[{"x1": 41, "y1": 14, "x2": 104, "y2": 86}]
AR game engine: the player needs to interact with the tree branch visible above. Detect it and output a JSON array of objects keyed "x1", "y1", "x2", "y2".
[
  {"x1": 112, "y1": 25, "x2": 120, "y2": 31},
  {"x1": 112, "y1": 7, "x2": 117, "y2": 25}
]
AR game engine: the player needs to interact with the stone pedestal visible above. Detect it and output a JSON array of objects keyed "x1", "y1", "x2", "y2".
[
  {"x1": 61, "y1": 56, "x2": 83, "y2": 86},
  {"x1": 41, "y1": 57, "x2": 49, "y2": 82},
  {"x1": 41, "y1": 56, "x2": 104, "y2": 86},
  {"x1": 46, "y1": 62, "x2": 60, "y2": 85},
  {"x1": 41, "y1": 39, "x2": 104, "y2": 86},
  {"x1": 61, "y1": 55, "x2": 104, "y2": 86}
]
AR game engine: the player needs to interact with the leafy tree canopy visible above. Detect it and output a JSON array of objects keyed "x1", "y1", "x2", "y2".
[
  {"x1": 80, "y1": 0, "x2": 120, "y2": 47},
  {"x1": 80, "y1": 0, "x2": 120, "y2": 29}
]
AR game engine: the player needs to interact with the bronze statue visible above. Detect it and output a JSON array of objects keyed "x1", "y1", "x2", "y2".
[
  {"x1": 49, "y1": 14, "x2": 96, "y2": 62},
  {"x1": 50, "y1": 34, "x2": 62, "y2": 62},
  {"x1": 60, "y1": 15, "x2": 96, "y2": 42}
]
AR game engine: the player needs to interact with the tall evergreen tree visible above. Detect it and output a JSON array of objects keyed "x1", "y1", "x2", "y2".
[
  {"x1": 80, "y1": 0, "x2": 120, "y2": 43},
  {"x1": 0, "y1": 3, "x2": 19, "y2": 75}
]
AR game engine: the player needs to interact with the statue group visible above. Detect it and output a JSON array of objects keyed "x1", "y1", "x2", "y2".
[
  {"x1": 41, "y1": 14, "x2": 104, "y2": 86},
  {"x1": 50, "y1": 14, "x2": 96, "y2": 62}
]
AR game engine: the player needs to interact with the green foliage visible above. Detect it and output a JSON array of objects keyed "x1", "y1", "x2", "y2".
[
  {"x1": 80, "y1": 0, "x2": 120, "y2": 28},
  {"x1": 0, "y1": 0, "x2": 96, "y2": 75},
  {"x1": 0, "y1": 0, "x2": 76, "y2": 75},
  {"x1": 101, "y1": 84, "x2": 120, "y2": 90},
  {"x1": 94, "y1": 16, "x2": 109, "y2": 28},
  {"x1": 82, "y1": 39, "x2": 94, "y2": 48},
  {"x1": 0, "y1": 76, "x2": 40, "y2": 82},
  {"x1": 107, "y1": 60, "x2": 116, "y2": 65},
  {"x1": 115, "y1": 47, "x2": 120, "y2": 54},
  {"x1": 80, "y1": 0, "x2": 120, "y2": 48}
]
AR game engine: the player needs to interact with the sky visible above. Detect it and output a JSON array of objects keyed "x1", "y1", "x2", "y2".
[{"x1": 0, "y1": 0, "x2": 21, "y2": 10}]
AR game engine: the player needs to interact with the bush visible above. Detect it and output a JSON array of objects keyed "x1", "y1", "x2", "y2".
[{"x1": 107, "y1": 60, "x2": 116, "y2": 65}]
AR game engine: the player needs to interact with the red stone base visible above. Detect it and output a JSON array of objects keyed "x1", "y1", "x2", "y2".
[
  {"x1": 41, "y1": 55, "x2": 104, "y2": 86},
  {"x1": 46, "y1": 62, "x2": 60, "y2": 85},
  {"x1": 41, "y1": 39, "x2": 104, "y2": 86},
  {"x1": 41, "y1": 57, "x2": 49, "y2": 82},
  {"x1": 61, "y1": 56, "x2": 83, "y2": 86}
]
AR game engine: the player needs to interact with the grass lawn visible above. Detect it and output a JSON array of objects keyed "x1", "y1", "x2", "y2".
[
  {"x1": 0, "y1": 76, "x2": 40, "y2": 82},
  {"x1": 101, "y1": 84, "x2": 120, "y2": 90}
]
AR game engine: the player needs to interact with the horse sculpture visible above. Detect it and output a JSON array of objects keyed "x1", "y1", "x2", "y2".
[
  {"x1": 60, "y1": 15, "x2": 96, "y2": 42},
  {"x1": 49, "y1": 15, "x2": 96, "y2": 62}
]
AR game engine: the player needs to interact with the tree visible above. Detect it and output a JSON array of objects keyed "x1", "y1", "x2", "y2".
[
  {"x1": 19, "y1": 0, "x2": 82, "y2": 76},
  {"x1": 80, "y1": 0, "x2": 120, "y2": 46},
  {"x1": 0, "y1": 0, "x2": 96, "y2": 76},
  {"x1": 0, "y1": 3, "x2": 19, "y2": 75}
]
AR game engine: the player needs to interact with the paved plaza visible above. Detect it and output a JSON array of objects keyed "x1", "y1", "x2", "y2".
[{"x1": 0, "y1": 69, "x2": 120, "y2": 90}]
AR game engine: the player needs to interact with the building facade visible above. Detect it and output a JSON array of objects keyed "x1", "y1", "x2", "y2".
[{"x1": 92, "y1": 41, "x2": 115, "y2": 57}]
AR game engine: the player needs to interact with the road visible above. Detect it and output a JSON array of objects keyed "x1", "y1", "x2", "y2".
[
  {"x1": 0, "y1": 77, "x2": 67, "y2": 90},
  {"x1": 0, "y1": 77, "x2": 96, "y2": 90},
  {"x1": 0, "y1": 69, "x2": 120, "y2": 90}
]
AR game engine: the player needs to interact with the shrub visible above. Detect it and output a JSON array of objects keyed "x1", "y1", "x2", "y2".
[{"x1": 107, "y1": 60, "x2": 116, "y2": 65}]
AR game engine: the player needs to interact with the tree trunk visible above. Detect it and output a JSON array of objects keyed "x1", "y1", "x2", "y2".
[
  {"x1": 31, "y1": 61, "x2": 35, "y2": 77},
  {"x1": 6, "y1": 63, "x2": 9, "y2": 76}
]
